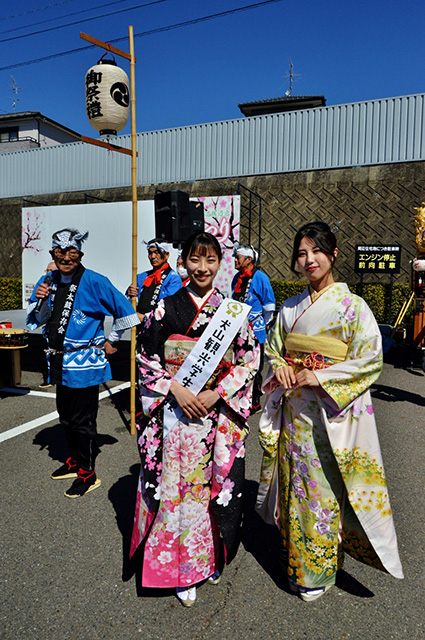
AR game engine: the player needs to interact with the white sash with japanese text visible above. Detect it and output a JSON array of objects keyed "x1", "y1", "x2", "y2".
[{"x1": 163, "y1": 298, "x2": 251, "y2": 436}]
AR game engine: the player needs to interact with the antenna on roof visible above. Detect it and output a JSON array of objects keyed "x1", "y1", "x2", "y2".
[
  {"x1": 8, "y1": 75, "x2": 21, "y2": 112},
  {"x1": 284, "y1": 58, "x2": 300, "y2": 96}
]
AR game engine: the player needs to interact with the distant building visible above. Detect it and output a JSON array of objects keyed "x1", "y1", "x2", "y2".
[
  {"x1": 238, "y1": 95, "x2": 326, "y2": 117},
  {"x1": 0, "y1": 112, "x2": 81, "y2": 153}
]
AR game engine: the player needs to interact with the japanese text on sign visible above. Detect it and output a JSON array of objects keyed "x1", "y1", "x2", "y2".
[{"x1": 354, "y1": 245, "x2": 401, "y2": 274}]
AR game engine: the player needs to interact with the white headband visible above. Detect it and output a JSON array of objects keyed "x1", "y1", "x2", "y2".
[
  {"x1": 145, "y1": 240, "x2": 170, "y2": 254},
  {"x1": 233, "y1": 242, "x2": 258, "y2": 263},
  {"x1": 52, "y1": 229, "x2": 88, "y2": 252}
]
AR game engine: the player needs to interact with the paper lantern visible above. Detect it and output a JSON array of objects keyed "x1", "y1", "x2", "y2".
[
  {"x1": 413, "y1": 258, "x2": 425, "y2": 272},
  {"x1": 85, "y1": 59, "x2": 129, "y2": 135}
]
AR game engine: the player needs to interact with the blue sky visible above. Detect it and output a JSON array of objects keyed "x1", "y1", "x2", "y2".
[{"x1": 0, "y1": 0, "x2": 424, "y2": 137}]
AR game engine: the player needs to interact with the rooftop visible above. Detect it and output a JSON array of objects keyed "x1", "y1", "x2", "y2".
[
  {"x1": 238, "y1": 95, "x2": 326, "y2": 117},
  {"x1": 0, "y1": 111, "x2": 81, "y2": 137}
]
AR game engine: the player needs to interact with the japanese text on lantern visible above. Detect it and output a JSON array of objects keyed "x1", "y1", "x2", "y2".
[{"x1": 86, "y1": 70, "x2": 103, "y2": 120}]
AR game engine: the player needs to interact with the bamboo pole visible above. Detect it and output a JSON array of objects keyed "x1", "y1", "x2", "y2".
[
  {"x1": 129, "y1": 25, "x2": 138, "y2": 436},
  {"x1": 79, "y1": 28, "x2": 138, "y2": 435},
  {"x1": 393, "y1": 291, "x2": 415, "y2": 329}
]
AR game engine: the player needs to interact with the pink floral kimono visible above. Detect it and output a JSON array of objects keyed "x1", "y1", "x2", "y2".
[{"x1": 130, "y1": 287, "x2": 260, "y2": 588}]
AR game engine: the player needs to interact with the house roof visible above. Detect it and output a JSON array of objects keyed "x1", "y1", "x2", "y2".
[
  {"x1": 0, "y1": 111, "x2": 81, "y2": 137},
  {"x1": 238, "y1": 95, "x2": 326, "y2": 117}
]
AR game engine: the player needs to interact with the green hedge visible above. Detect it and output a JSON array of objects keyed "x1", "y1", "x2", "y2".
[
  {"x1": 0, "y1": 276, "x2": 415, "y2": 327},
  {"x1": 271, "y1": 280, "x2": 414, "y2": 326},
  {"x1": 0, "y1": 278, "x2": 22, "y2": 311}
]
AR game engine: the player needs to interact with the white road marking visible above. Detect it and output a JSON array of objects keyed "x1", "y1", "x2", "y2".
[
  {"x1": 0, "y1": 381, "x2": 131, "y2": 443},
  {"x1": 1, "y1": 387, "x2": 57, "y2": 398}
]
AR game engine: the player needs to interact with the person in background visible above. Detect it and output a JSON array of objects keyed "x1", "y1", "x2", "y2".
[
  {"x1": 176, "y1": 250, "x2": 190, "y2": 286},
  {"x1": 256, "y1": 221, "x2": 403, "y2": 602},
  {"x1": 27, "y1": 228, "x2": 140, "y2": 498},
  {"x1": 39, "y1": 260, "x2": 57, "y2": 389},
  {"x1": 127, "y1": 239, "x2": 182, "y2": 322},
  {"x1": 130, "y1": 231, "x2": 260, "y2": 607},
  {"x1": 232, "y1": 243, "x2": 276, "y2": 413}
]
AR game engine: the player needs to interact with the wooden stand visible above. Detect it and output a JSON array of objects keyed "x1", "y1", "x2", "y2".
[{"x1": 0, "y1": 348, "x2": 25, "y2": 387}]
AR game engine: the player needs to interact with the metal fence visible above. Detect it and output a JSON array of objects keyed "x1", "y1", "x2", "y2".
[{"x1": 1, "y1": 93, "x2": 424, "y2": 198}]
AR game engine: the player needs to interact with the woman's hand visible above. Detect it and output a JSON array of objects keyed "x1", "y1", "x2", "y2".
[
  {"x1": 275, "y1": 365, "x2": 296, "y2": 389},
  {"x1": 197, "y1": 389, "x2": 220, "y2": 412},
  {"x1": 293, "y1": 369, "x2": 320, "y2": 388},
  {"x1": 170, "y1": 380, "x2": 209, "y2": 419}
]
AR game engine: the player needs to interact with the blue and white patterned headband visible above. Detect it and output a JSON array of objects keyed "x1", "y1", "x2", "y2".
[
  {"x1": 52, "y1": 229, "x2": 89, "y2": 252},
  {"x1": 145, "y1": 240, "x2": 171, "y2": 254},
  {"x1": 232, "y1": 242, "x2": 258, "y2": 263}
]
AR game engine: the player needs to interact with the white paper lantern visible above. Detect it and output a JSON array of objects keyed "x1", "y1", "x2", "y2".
[
  {"x1": 85, "y1": 59, "x2": 129, "y2": 135},
  {"x1": 413, "y1": 258, "x2": 425, "y2": 272}
]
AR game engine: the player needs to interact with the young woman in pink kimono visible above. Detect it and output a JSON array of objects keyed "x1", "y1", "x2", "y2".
[
  {"x1": 131, "y1": 232, "x2": 260, "y2": 607},
  {"x1": 256, "y1": 221, "x2": 403, "y2": 602}
]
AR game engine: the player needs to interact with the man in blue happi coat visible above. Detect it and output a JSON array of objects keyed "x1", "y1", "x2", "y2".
[
  {"x1": 231, "y1": 243, "x2": 276, "y2": 412},
  {"x1": 27, "y1": 228, "x2": 140, "y2": 498},
  {"x1": 126, "y1": 239, "x2": 182, "y2": 322}
]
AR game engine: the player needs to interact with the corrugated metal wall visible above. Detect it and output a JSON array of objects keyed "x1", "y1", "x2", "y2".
[{"x1": 1, "y1": 93, "x2": 424, "y2": 198}]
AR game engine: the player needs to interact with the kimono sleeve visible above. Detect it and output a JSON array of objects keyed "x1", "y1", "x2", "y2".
[
  {"x1": 265, "y1": 307, "x2": 290, "y2": 372},
  {"x1": 159, "y1": 271, "x2": 183, "y2": 299},
  {"x1": 314, "y1": 296, "x2": 383, "y2": 411},
  {"x1": 215, "y1": 319, "x2": 260, "y2": 420},
  {"x1": 95, "y1": 276, "x2": 140, "y2": 331},
  {"x1": 258, "y1": 272, "x2": 276, "y2": 322},
  {"x1": 136, "y1": 299, "x2": 174, "y2": 418}
]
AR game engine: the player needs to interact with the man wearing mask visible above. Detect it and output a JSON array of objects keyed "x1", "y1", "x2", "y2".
[
  {"x1": 232, "y1": 243, "x2": 276, "y2": 413},
  {"x1": 176, "y1": 251, "x2": 190, "y2": 286}
]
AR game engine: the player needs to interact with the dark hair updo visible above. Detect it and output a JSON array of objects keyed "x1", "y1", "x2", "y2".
[
  {"x1": 291, "y1": 221, "x2": 337, "y2": 272},
  {"x1": 181, "y1": 232, "x2": 222, "y2": 264}
]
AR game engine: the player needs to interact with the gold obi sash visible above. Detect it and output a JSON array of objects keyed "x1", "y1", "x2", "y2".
[
  {"x1": 164, "y1": 334, "x2": 233, "y2": 389},
  {"x1": 284, "y1": 332, "x2": 348, "y2": 370}
]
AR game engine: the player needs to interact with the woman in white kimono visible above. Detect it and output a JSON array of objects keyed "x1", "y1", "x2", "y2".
[{"x1": 256, "y1": 221, "x2": 403, "y2": 602}]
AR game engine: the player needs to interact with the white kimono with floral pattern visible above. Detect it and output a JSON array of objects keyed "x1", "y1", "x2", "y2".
[{"x1": 256, "y1": 283, "x2": 403, "y2": 588}]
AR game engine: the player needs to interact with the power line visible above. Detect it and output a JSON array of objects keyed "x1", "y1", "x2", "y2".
[
  {"x1": 0, "y1": 0, "x2": 283, "y2": 72},
  {"x1": 0, "y1": 0, "x2": 170, "y2": 44},
  {"x1": 0, "y1": 0, "x2": 144, "y2": 37},
  {"x1": 0, "y1": 0, "x2": 78, "y2": 22}
]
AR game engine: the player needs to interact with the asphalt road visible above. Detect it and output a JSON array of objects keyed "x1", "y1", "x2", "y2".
[{"x1": 0, "y1": 357, "x2": 424, "y2": 640}]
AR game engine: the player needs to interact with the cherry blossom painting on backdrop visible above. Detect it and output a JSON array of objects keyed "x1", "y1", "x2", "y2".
[
  {"x1": 195, "y1": 195, "x2": 240, "y2": 295},
  {"x1": 21, "y1": 196, "x2": 240, "y2": 305}
]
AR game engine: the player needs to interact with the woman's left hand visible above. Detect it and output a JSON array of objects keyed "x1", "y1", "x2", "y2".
[
  {"x1": 293, "y1": 369, "x2": 320, "y2": 388},
  {"x1": 197, "y1": 389, "x2": 220, "y2": 412}
]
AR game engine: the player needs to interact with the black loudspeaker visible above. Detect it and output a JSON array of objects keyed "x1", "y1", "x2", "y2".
[{"x1": 154, "y1": 190, "x2": 204, "y2": 244}]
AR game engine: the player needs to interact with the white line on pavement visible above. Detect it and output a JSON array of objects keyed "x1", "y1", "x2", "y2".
[
  {"x1": 1, "y1": 387, "x2": 57, "y2": 398},
  {"x1": 0, "y1": 381, "x2": 131, "y2": 443}
]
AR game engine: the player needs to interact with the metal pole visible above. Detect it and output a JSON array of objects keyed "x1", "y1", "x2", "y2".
[
  {"x1": 129, "y1": 25, "x2": 138, "y2": 436},
  {"x1": 388, "y1": 273, "x2": 393, "y2": 325}
]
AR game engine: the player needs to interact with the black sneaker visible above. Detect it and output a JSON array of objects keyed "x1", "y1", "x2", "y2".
[
  {"x1": 250, "y1": 403, "x2": 262, "y2": 415},
  {"x1": 64, "y1": 469, "x2": 101, "y2": 499},
  {"x1": 51, "y1": 457, "x2": 78, "y2": 480}
]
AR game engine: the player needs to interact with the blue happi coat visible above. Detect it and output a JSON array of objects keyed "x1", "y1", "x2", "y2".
[
  {"x1": 231, "y1": 269, "x2": 276, "y2": 343},
  {"x1": 27, "y1": 268, "x2": 139, "y2": 388},
  {"x1": 135, "y1": 268, "x2": 182, "y2": 301}
]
